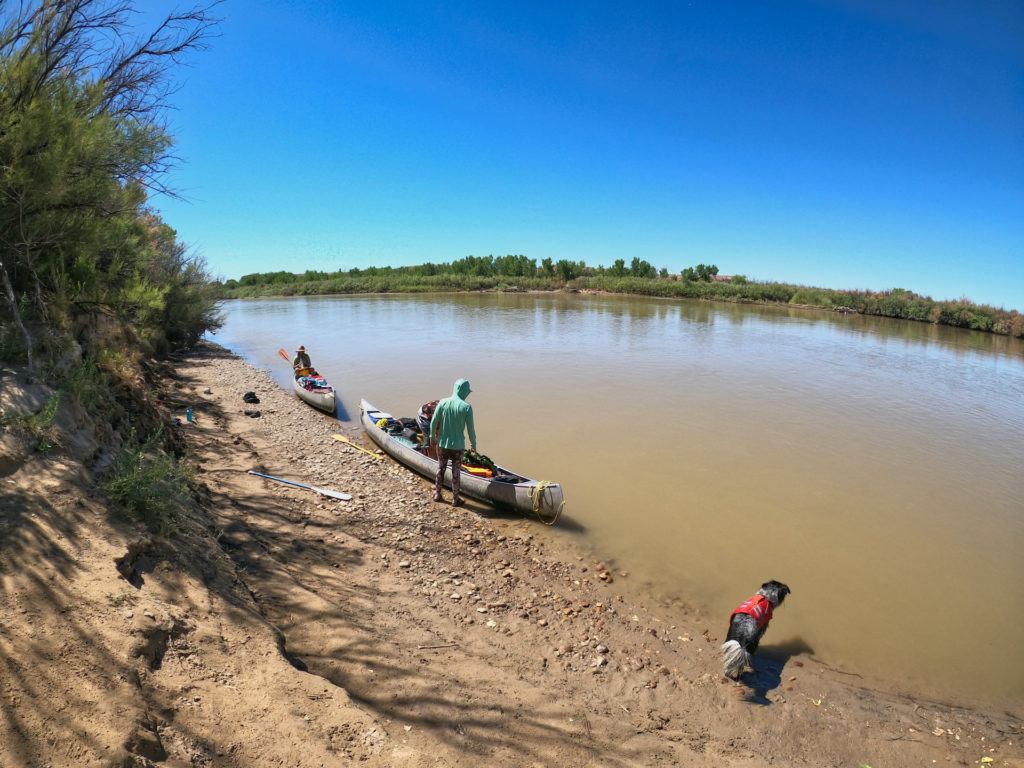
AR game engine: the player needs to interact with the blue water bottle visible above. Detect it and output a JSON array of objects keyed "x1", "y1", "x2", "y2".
[{"x1": 186, "y1": 407, "x2": 194, "y2": 423}]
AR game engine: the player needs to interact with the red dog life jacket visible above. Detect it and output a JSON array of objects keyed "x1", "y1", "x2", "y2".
[{"x1": 731, "y1": 594, "x2": 773, "y2": 630}]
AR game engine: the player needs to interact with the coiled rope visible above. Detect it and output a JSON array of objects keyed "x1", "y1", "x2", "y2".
[{"x1": 529, "y1": 481, "x2": 565, "y2": 526}]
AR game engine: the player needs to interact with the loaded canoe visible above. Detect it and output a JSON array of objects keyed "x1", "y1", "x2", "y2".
[
  {"x1": 360, "y1": 399, "x2": 564, "y2": 522},
  {"x1": 293, "y1": 371, "x2": 336, "y2": 414}
]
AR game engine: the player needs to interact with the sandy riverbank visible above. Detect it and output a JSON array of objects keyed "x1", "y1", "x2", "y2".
[{"x1": 1, "y1": 341, "x2": 1020, "y2": 767}]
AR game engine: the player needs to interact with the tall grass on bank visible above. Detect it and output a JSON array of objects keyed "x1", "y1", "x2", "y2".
[
  {"x1": 103, "y1": 433, "x2": 193, "y2": 536},
  {"x1": 0, "y1": 392, "x2": 61, "y2": 453},
  {"x1": 222, "y1": 275, "x2": 1024, "y2": 339}
]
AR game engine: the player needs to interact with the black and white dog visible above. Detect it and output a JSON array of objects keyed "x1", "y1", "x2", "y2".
[{"x1": 721, "y1": 580, "x2": 791, "y2": 679}]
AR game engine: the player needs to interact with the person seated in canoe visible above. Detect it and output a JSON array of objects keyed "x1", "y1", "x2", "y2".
[
  {"x1": 292, "y1": 345, "x2": 312, "y2": 375},
  {"x1": 417, "y1": 399, "x2": 440, "y2": 443},
  {"x1": 429, "y1": 378, "x2": 476, "y2": 508}
]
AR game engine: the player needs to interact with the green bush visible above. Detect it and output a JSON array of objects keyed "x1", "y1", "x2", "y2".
[
  {"x1": 0, "y1": 392, "x2": 61, "y2": 452},
  {"x1": 789, "y1": 288, "x2": 835, "y2": 307},
  {"x1": 103, "y1": 435, "x2": 193, "y2": 535}
]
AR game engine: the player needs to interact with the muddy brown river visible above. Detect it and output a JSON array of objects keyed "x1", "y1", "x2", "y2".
[{"x1": 213, "y1": 293, "x2": 1024, "y2": 710}]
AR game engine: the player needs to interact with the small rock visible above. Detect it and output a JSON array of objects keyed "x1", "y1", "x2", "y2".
[
  {"x1": 398, "y1": 561, "x2": 410, "y2": 569},
  {"x1": 537, "y1": 619, "x2": 548, "y2": 627},
  {"x1": 450, "y1": 592, "x2": 461, "y2": 601},
  {"x1": 476, "y1": 607, "x2": 487, "y2": 614},
  {"x1": 486, "y1": 620, "x2": 497, "y2": 628},
  {"x1": 596, "y1": 644, "x2": 608, "y2": 654}
]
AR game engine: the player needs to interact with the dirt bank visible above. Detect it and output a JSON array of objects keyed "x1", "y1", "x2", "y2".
[{"x1": 1, "y1": 342, "x2": 1020, "y2": 767}]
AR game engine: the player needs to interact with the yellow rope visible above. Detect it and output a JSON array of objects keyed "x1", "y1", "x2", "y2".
[{"x1": 528, "y1": 481, "x2": 565, "y2": 526}]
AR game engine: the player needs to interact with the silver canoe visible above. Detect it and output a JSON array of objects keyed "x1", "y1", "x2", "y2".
[
  {"x1": 293, "y1": 374, "x2": 336, "y2": 414},
  {"x1": 360, "y1": 399, "x2": 565, "y2": 523}
]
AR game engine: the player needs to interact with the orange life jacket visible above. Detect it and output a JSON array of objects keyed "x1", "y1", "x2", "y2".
[{"x1": 730, "y1": 594, "x2": 773, "y2": 630}]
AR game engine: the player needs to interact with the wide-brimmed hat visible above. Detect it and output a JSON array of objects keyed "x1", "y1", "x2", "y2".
[{"x1": 296, "y1": 345, "x2": 306, "y2": 352}]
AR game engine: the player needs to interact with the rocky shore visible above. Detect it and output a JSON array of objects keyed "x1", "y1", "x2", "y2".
[{"x1": 1, "y1": 341, "x2": 1020, "y2": 767}]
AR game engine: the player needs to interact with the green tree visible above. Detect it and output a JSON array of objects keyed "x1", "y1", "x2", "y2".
[
  {"x1": 0, "y1": 0, "x2": 220, "y2": 367},
  {"x1": 629, "y1": 257, "x2": 657, "y2": 279},
  {"x1": 680, "y1": 263, "x2": 720, "y2": 282}
]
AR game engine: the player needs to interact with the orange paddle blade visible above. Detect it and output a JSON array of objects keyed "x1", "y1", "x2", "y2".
[{"x1": 278, "y1": 348, "x2": 289, "y2": 362}]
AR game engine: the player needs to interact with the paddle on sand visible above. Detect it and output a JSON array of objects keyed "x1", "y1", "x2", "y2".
[
  {"x1": 332, "y1": 434, "x2": 383, "y2": 459},
  {"x1": 247, "y1": 470, "x2": 352, "y2": 500}
]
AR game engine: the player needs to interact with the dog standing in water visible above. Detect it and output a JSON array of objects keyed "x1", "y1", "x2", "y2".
[{"x1": 721, "y1": 580, "x2": 791, "y2": 679}]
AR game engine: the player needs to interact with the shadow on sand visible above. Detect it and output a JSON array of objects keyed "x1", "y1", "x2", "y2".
[{"x1": 738, "y1": 636, "x2": 816, "y2": 705}]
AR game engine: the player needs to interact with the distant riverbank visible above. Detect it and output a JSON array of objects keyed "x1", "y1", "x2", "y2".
[{"x1": 221, "y1": 273, "x2": 1024, "y2": 339}]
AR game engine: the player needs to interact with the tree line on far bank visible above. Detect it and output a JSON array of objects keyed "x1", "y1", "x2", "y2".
[
  {"x1": 221, "y1": 257, "x2": 1024, "y2": 339},
  {"x1": 226, "y1": 254, "x2": 735, "y2": 286}
]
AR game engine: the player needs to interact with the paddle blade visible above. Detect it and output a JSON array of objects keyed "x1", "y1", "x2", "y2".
[
  {"x1": 278, "y1": 348, "x2": 289, "y2": 362},
  {"x1": 312, "y1": 486, "x2": 352, "y2": 501}
]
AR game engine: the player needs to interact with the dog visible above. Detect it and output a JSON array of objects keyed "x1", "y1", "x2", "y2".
[{"x1": 721, "y1": 580, "x2": 791, "y2": 679}]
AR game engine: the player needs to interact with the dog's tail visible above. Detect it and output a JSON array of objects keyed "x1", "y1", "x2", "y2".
[{"x1": 721, "y1": 640, "x2": 751, "y2": 679}]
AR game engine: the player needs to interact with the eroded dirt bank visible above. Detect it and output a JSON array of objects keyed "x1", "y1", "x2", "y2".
[{"x1": 1, "y1": 341, "x2": 1021, "y2": 767}]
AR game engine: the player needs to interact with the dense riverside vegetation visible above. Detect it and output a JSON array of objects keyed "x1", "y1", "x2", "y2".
[
  {"x1": 1, "y1": 0, "x2": 221, "y2": 532},
  {"x1": 0, "y1": 0, "x2": 222, "y2": 370},
  {"x1": 222, "y1": 257, "x2": 1024, "y2": 338}
]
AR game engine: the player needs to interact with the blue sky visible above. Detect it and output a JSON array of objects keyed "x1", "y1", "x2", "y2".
[{"x1": 141, "y1": 1, "x2": 1024, "y2": 308}]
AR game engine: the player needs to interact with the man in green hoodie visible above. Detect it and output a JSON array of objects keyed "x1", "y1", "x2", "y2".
[{"x1": 429, "y1": 378, "x2": 477, "y2": 507}]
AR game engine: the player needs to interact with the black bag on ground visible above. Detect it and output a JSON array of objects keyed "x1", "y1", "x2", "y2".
[{"x1": 243, "y1": 391, "x2": 260, "y2": 404}]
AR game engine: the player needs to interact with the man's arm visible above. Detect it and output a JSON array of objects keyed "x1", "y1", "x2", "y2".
[
  {"x1": 465, "y1": 406, "x2": 476, "y2": 451},
  {"x1": 430, "y1": 408, "x2": 442, "y2": 444}
]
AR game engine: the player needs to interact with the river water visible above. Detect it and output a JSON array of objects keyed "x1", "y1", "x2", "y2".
[{"x1": 212, "y1": 293, "x2": 1024, "y2": 710}]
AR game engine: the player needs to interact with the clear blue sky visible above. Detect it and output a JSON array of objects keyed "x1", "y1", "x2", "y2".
[{"x1": 141, "y1": 0, "x2": 1024, "y2": 309}]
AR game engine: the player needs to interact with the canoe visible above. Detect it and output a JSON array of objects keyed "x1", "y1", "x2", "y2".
[
  {"x1": 360, "y1": 398, "x2": 565, "y2": 523},
  {"x1": 293, "y1": 371, "x2": 336, "y2": 414}
]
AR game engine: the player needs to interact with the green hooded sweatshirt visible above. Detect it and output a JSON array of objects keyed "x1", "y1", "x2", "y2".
[{"x1": 430, "y1": 378, "x2": 476, "y2": 451}]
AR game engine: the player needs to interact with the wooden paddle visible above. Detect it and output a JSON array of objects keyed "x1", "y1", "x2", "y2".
[
  {"x1": 332, "y1": 434, "x2": 383, "y2": 460},
  {"x1": 278, "y1": 348, "x2": 289, "y2": 363},
  {"x1": 247, "y1": 470, "x2": 352, "y2": 500}
]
